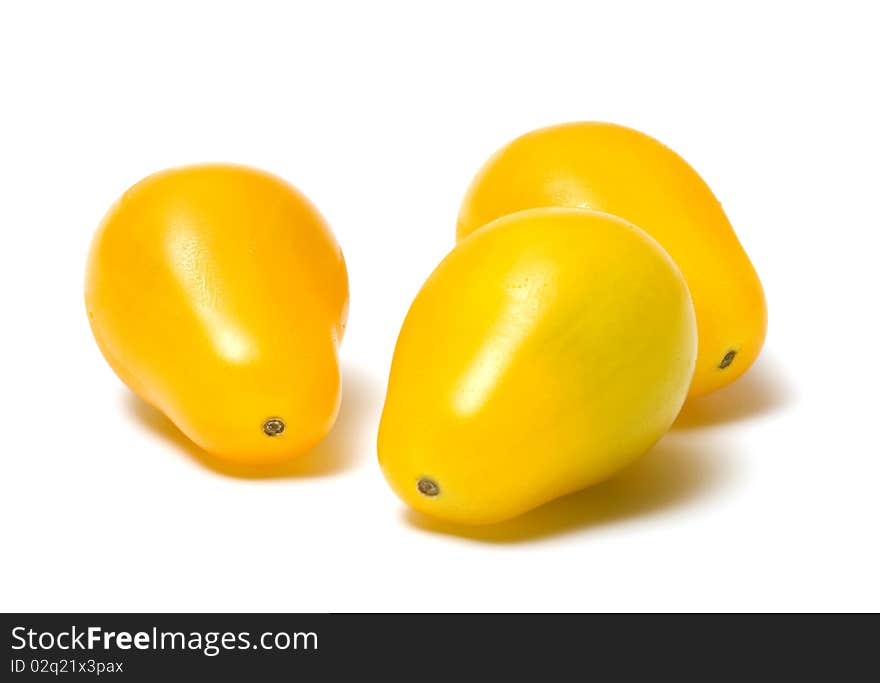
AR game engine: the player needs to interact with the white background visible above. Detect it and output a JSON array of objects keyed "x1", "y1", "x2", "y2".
[{"x1": 1, "y1": 1, "x2": 878, "y2": 612}]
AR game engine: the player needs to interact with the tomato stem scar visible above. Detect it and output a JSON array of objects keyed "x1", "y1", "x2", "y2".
[
  {"x1": 417, "y1": 477, "x2": 440, "y2": 497},
  {"x1": 262, "y1": 418, "x2": 285, "y2": 436}
]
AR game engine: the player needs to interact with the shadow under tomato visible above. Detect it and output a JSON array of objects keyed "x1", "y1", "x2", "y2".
[
  {"x1": 122, "y1": 363, "x2": 383, "y2": 479},
  {"x1": 401, "y1": 431, "x2": 736, "y2": 544},
  {"x1": 674, "y1": 355, "x2": 792, "y2": 430}
]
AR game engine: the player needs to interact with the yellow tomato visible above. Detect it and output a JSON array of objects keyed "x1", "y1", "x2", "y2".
[
  {"x1": 379, "y1": 208, "x2": 696, "y2": 525},
  {"x1": 85, "y1": 164, "x2": 348, "y2": 464},
  {"x1": 457, "y1": 122, "x2": 767, "y2": 396}
]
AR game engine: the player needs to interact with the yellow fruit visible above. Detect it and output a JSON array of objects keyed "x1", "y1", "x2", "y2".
[
  {"x1": 379, "y1": 208, "x2": 697, "y2": 525},
  {"x1": 457, "y1": 122, "x2": 766, "y2": 396},
  {"x1": 85, "y1": 164, "x2": 348, "y2": 464}
]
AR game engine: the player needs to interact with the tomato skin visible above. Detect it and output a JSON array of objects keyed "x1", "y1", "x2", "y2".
[
  {"x1": 458, "y1": 122, "x2": 767, "y2": 397},
  {"x1": 379, "y1": 208, "x2": 696, "y2": 525},
  {"x1": 86, "y1": 164, "x2": 348, "y2": 464}
]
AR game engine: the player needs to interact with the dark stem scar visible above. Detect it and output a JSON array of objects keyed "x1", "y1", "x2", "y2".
[
  {"x1": 417, "y1": 477, "x2": 440, "y2": 497},
  {"x1": 262, "y1": 418, "x2": 285, "y2": 436}
]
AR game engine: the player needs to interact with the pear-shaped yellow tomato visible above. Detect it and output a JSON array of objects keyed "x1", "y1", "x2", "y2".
[
  {"x1": 457, "y1": 122, "x2": 766, "y2": 397},
  {"x1": 379, "y1": 208, "x2": 696, "y2": 525},
  {"x1": 85, "y1": 164, "x2": 348, "y2": 464}
]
